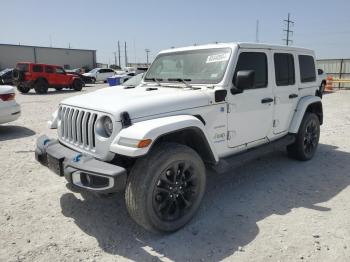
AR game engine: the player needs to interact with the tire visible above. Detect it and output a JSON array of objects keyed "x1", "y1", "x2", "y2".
[
  {"x1": 73, "y1": 79, "x2": 83, "y2": 91},
  {"x1": 91, "y1": 77, "x2": 96, "y2": 84},
  {"x1": 125, "y1": 143, "x2": 206, "y2": 233},
  {"x1": 287, "y1": 112, "x2": 320, "y2": 161},
  {"x1": 34, "y1": 79, "x2": 48, "y2": 94},
  {"x1": 55, "y1": 87, "x2": 63, "y2": 91},
  {"x1": 17, "y1": 85, "x2": 30, "y2": 93}
]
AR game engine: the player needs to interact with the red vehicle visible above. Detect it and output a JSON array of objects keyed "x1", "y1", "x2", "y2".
[{"x1": 13, "y1": 62, "x2": 84, "y2": 94}]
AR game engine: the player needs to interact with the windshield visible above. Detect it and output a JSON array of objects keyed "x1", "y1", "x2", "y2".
[
  {"x1": 145, "y1": 48, "x2": 231, "y2": 84},
  {"x1": 122, "y1": 73, "x2": 144, "y2": 87}
]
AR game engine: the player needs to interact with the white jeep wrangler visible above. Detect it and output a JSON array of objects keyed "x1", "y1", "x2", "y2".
[{"x1": 35, "y1": 42, "x2": 323, "y2": 233}]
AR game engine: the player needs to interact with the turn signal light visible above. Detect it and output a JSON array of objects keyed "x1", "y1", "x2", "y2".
[
  {"x1": 0, "y1": 93, "x2": 15, "y2": 101},
  {"x1": 137, "y1": 139, "x2": 152, "y2": 148}
]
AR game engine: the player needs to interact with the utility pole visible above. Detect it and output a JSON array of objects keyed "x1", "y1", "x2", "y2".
[
  {"x1": 124, "y1": 41, "x2": 128, "y2": 67},
  {"x1": 283, "y1": 13, "x2": 294, "y2": 46},
  {"x1": 113, "y1": 52, "x2": 117, "y2": 66},
  {"x1": 255, "y1": 20, "x2": 259, "y2": 43},
  {"x1": 145, "y1": 49, "x2": 150, "y2": 65},
  {"x1": 117, "y1": 41, "x2": 121, "y2": 67}
]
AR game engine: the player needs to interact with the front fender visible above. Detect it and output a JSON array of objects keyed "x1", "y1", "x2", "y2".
[
  {"x1": 110, "y1": 115, "x2": 218, "y2": 160},
  {"x1": 289, "y1": 96, "x2": 322, "y2": 133}
]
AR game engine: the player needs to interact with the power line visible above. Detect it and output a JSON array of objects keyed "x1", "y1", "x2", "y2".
[
  {"x1": 256, "y1": 20, "x2": 259, "y2": 43},
  {"x1": 283, "y1": 13, "x2": 294, "y2": 46}
]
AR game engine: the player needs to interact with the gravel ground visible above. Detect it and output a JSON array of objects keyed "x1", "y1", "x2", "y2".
[{"x1": 1, "y1": 85, "x2": 350, "y2": 262}]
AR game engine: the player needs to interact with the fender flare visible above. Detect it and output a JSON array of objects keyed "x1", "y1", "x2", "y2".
[
  {"x1": 109, "y1": 115, "x2": 219, "y2": 162},
  {"x1": 289, "y1": 96, "x2": 322, "y2": 133}
]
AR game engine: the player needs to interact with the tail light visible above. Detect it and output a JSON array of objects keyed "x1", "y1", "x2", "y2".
[{"x1": 0, "y1": 93, "x2": 15, "y2": 101}]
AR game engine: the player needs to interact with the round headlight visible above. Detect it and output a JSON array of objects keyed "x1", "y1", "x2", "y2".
[{"x1": 103, "y1": 116, "x2": 113, "y2": 137}]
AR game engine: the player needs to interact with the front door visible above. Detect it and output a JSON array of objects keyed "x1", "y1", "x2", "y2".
[
  {"x1": 272, "y1": 52, "x2": 298, "y2": 134},
  {"x1": 227, "y1": 50, "x2": 274, "y2": 148}
]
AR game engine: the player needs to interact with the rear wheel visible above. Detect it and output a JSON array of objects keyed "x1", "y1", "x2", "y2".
[
  {"x1": 73, "y1": 79, "x2": 83, "y2": 91},
  {"x1": 287, "y1": 112, "x2": 320, "y2": 161},
  {"x1": 17, "y1": 85, "x2": 30, "y2": 93},
  {"x1": 125, "y1": 143, "x2": 206, "y2": 233},
  {"x1": 34, "y1": 79, "x2": 48, "y2": 94}
]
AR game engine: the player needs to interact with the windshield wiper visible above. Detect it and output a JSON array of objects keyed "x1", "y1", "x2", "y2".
[
  {"x1": 144, "y1": 77, "x2": 162, "y2": 86},
  {"x1": 167, "y1": 78, "x2": 192, "y2": 88}
]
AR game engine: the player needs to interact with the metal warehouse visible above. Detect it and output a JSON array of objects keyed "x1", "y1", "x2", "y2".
[{"x1": 0, "y1": 44, "x2": 96, "y2": 70}]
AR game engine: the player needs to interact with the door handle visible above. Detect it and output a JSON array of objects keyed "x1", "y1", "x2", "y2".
[
  {"x1": 289, "y1": 94, "x2": 298, "y2": 99},
  {"x1": 261, "y1": 98, "x2": 274, "y2": 104}
]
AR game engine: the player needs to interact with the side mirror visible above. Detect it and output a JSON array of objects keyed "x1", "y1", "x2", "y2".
[{"x1": 231, "y1": 70, "x2": 255, "y2": 94}]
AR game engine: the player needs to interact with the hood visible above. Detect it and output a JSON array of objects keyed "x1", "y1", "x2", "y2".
[
  {"x1": 83, "y1": 72, "x2": 93, "y2": 77},
  {"x1": 61, "y1": 85, "x2": 210, "y2": 121}
]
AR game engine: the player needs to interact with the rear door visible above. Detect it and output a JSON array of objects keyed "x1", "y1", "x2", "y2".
[{"x1": 272, "y1": 52, "x2": 298, "y2": 134}]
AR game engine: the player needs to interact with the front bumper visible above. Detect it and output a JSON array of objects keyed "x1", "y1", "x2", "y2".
[{"x1": 35, "y1": 135, "x2": 127, "y2": 194}]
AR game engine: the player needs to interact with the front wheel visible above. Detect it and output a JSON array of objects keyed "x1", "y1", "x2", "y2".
[
  {"x1": 125, "y1": 143, "x2": 206, "y2": 233},
  {"x1": 73, "y1": 79, "x2": 83, "y2": 91},
  {"x1": 287, "y1": 112, "x2": 320, "y2": 161}
]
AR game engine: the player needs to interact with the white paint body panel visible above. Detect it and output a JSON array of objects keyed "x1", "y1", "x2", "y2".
[{"x1": 0, "y1": 85, "x2": 21, "y2": 124}]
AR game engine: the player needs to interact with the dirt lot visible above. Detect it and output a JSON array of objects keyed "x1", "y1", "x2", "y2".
[{"x1": 1, "y1": 85, "x2": 350, "y2": 262}]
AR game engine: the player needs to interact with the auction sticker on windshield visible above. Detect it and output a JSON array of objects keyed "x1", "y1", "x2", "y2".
[{"x1": 206, "y1": 53, "x2": 230, "y2": 63}]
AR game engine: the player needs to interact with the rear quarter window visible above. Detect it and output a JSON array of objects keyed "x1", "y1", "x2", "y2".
[{"x1": 299, "y1": 55, "x2": 316, "y2": 83}]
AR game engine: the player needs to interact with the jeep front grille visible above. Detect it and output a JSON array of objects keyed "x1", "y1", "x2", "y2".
[{"x1": 59, "y1": 106, "x2": 98, "y2": 150}]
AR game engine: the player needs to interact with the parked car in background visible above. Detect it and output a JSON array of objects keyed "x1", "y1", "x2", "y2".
[
  {"x1": 0, "y1": 85, "x2": 20, "y2": 124},
  {"x1": 0, "y1": 68, "x2": 14, "y2": 85},
  {"x1": 13, "y1": 62, "x2": 84, "y2": 94},
  {"x1": 83, "y1": 68, "x2": 115, "y2": 83},
  {"x1": 317, "y1": 68, "x2": 327, "y2": 96}
]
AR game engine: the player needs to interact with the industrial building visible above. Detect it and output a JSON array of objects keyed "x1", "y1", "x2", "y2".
[
  {"x1": 317, "y1": 58, "x2": 350, "y2": 88},
  {"x1": 0, "y1": 43, "x2": 96, "y2": 70}
]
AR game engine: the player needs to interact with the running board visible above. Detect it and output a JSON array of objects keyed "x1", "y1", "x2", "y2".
[{"x1": 211, "y1": 134, "x2": 296, "y2": 174}]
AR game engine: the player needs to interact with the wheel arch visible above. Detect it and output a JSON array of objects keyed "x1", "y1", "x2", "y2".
[
  {"x1": 151, "y1": 127, "x2": 217, "y2": 165},
  {"x1": 110, "y1": 115, "x2": 219, "y2": 164},
  {"x1": 289, "y1": 96, "x2": 323, "y2": 134}
]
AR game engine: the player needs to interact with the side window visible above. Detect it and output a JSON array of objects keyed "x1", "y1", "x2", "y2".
[
  {"x1": 274, "y1": 53, "x2": 295, "y2": 86},
  {"x1": 234, "y1": 52, "x2": 268, "y2": 88},
  {"x1": 55, "y1": 67, "x2": 65, "y2": 74},
  {"x1": 32, "y1": 65, "x2": 43, "y2": 73},
  {"x1": 99, "y1": 69, "x2": 106, "y2": 73},
  {"x1": 299, "y1": 55, "x2": 316, "y2": 83},
  {"x1": 45, "y1": 66, "x2": 54, "y2": 73}
]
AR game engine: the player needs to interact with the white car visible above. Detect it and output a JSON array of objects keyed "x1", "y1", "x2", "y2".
[
  {"x1": 0, "y1": 85, "x2": 21, "y2": 124},
  {"x1": 317, "y1": 68, "x2": 327, "y2": 96},
  {"x1": 36, "y1": 42, "x2": 322, "y2": 233},
  {"x1": 83, "y1": 68, "x2": 115, "y2": 83}
]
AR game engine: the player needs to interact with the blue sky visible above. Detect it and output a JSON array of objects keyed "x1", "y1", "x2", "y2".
[{"x1": 2, "y1": 0, "x2": 350, "y2": 65}]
